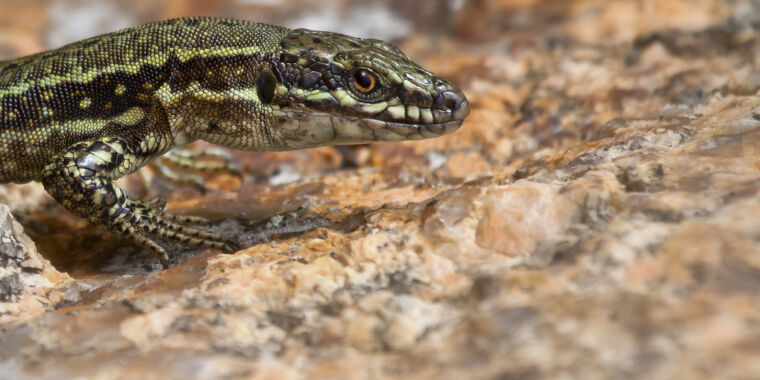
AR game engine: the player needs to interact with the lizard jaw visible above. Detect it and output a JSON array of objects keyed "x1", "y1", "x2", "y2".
[
  {"x1": 270, "y1": 86, "x2": 470, "y2": 150},
  {"x1": 271, "y1": 108, "x2": 467, "y2": 150}
]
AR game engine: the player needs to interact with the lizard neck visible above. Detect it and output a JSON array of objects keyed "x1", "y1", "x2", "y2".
[{"x1": 150, "y1": 22, "x2": 289, "y2": 150}]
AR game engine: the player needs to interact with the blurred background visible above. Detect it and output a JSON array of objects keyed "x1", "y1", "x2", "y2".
[{"x1": 0, "y1": 0, "x2": 467, "y2": 56}]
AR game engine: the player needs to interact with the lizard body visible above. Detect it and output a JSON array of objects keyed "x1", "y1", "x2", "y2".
[{"x1": 0, "y1": 17, "x2": 469, "y2": 264}]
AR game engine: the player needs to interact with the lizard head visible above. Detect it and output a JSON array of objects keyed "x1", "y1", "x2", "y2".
[{"x1": 259, "y1": 28, "x2": 469, "y2": 149}]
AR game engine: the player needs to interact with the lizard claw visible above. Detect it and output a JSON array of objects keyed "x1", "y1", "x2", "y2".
[{"x1": 114, "y1": 200, "x2": 231, "y2": 265}]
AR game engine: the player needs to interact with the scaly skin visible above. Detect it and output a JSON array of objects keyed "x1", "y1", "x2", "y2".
[{"x1": 0, "y1": 17, "x2": 470, "y2": 265}]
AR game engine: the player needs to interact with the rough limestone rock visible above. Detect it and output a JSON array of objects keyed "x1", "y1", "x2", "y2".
[
  {"x1": 2, "y1": 0, "x2": 760, "y2": 379},
  {"x1": 0, "y1": 204, "x2": 70, "y2": 323}
]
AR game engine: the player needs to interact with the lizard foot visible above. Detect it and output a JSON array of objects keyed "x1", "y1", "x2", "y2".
[{"x1": 112, "y1": 198, "x2": 232, "y2": 266}]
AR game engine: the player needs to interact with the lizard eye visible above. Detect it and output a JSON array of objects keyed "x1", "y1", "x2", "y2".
[{"x1": 353, "y1": 69, "x2": 377, "y2": 93}]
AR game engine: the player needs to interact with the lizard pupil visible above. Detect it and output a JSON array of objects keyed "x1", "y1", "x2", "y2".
[{"x1": 353, "y1": 69, "x2": 376, "y2": 93}]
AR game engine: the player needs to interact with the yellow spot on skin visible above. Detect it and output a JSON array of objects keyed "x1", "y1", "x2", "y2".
[
  {"x1": 403, "y1": 80, "x2": 424, "y2": 93},
  {"x1": 306, "y1": 92, "x2": 332, "y2": 101},
  {"x1": 115, "y1": 84, "x2": 126, "y2": 96},
  {"x1": 407, "y1": 106, "x2": 420, "y2": 121},
  {"x1": 420, "y1": 109, "x2": 434, "y2": 124},
  {"x1": 330, "y1": 90, "x2": 356, "y2": 106},
  {"x1": 80, "y1": 98, "x2": 92, "y2": 109},
  {"x1": 90, "y1": 150, "x2": 111, "y2": 164},
  {"x1": 113, "y1": 107, "x2": 146, "y2": 126},
  {"x1": 143, "y1": 137, "x2": 157, "y2": 151},
  {"x1": 386, "y1": 105, "x2": 405, "y2": 120},
  {"x1": 363, "y1": 102, "x2": 389, "y2": 114},
  {"x1": 388, "y1": 71, "x2": 403, "y2": 84}
]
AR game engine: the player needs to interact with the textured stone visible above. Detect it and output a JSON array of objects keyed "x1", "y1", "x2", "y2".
[{"x1": 0, "y1": 204, "x2": 70, "y2": 322}]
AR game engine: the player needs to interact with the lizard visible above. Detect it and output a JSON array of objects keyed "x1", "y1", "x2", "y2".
[{"x1": 0, "y1": 17, "x2": 470, "y2": 266}]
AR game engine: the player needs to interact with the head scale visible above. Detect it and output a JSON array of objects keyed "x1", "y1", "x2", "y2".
[{"x1": 258, "y1": 28, "x2": 470, "y2": 150}]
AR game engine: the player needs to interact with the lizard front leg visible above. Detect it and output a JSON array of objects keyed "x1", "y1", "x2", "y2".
[{"x1": 41, "y1": 135, "x2": 231, "y2": 266}]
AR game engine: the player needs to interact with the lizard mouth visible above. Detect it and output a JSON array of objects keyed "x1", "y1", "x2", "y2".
[
  {"x1": 274, "y1": 90, "x2": 470, "y2": 147},
  {"x1": 353, "y1": 117, "x2": 465, "y2": 141},
  {"x1": 273, "y1": 106, "x2": 468, "y2": 149},
  {"x1": 270, "y1": 89, "x2": 469, "y2": 149},
  {"x1": 351, "y1": 87, "x2": 471, "y2": 140},
  {"x1": 339, "y1": 91, "x2": 470, "y2": 141},
  {"x1": 363, "y1": 90, "x2": 471, "y2": 140}
]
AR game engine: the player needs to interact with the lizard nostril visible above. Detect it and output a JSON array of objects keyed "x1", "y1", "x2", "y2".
[
  {"x1": 444, "y1": 95, "x2": 458, "y2": 110},
  {"x1": 442, "y1": 91, "x2": 461, "y2": 111}
]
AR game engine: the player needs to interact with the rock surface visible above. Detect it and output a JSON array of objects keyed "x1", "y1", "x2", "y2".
[
  {"x1": 0, "y1": 204, "x2": 70, "y2": 323},
  {"x1": 2, "y1": 0, "x2": 760, "y2": 379}
]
